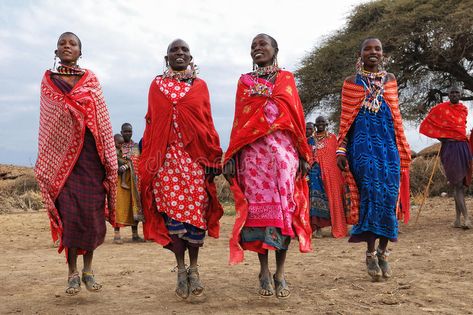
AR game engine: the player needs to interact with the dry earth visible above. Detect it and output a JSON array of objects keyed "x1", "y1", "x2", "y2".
[{"x1": 1, "y1": 198, "x2": 473, "y2": 314}]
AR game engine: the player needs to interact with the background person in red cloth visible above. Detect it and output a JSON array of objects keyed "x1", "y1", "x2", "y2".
[
  {"x1": 35, "y1": 32, "x2": 117, "y2": 296},
  {"x1": 223, "y1": 34, "x2": 312, "y2": 299},
  {"x1": 309, "y1": 116, "x2": 348, "y2": 239},
  {"x1": 139, "y1": 39, "x2": 223, "y2": 299},
  {"x1": 419, "y1": 86, "x2": 472, "y2": 229}
]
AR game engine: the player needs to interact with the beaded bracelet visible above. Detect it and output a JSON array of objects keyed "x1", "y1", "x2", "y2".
[{"x1": 336, "y1": 147, "x2": 347, "y2": 156}]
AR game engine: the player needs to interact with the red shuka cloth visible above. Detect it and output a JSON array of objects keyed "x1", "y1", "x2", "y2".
[
  {"x1": 338, "y1": 80, "x2": 411, "y2": 224},
  {"x1": 313, "y1": 133, "x2": 348, "y2": 238},
  {"x1": 419, "y1": 101, "x2": 468, "y2": 141},
  {"x1": 35, "y1": 70, "x2": 118, "y2": 255},
  {"x1": 140, "y1": 77, "x2": 223, "y2": 246},
  {"x1": 224, "y1": 70, "x2": 313, "y2": 265}
]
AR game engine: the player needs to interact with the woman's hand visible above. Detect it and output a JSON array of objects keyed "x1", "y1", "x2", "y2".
[
  {"x1": 222, "y1": 159, "x2": 236, "y2": 183},
  {"x1": 298, "y1": 158, "x2": 310, "y2": 177},
  {"x1": 337, "y1": 155, "x2": 348, "y2": 171}
]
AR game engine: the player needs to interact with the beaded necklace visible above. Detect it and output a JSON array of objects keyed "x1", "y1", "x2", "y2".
[
  {"x1": 358, "y1": 69, "x2": 387, "y2": 113},
  {"x1": 247, "y1": 65, "x2": 280, "y2": 97},
  {"x1": 253, "y1": 65, "x2": 280, "y2": 77},
  {"x1": 51, "y1": 63, "x2": 85, "y2": 76},
  {"x1": 315, "y1": 130, "x2": 328, "y2": 141},
  {"x1": 314, "y1": 131, "x2": 328, "y2": 149},
  {"x1": 162, "y1": 66, "x2": 197, "y2": 82}
]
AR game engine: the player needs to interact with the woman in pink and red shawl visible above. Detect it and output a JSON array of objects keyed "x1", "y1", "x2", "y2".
[
  {"x1": 35, "y1": 32, "x2": 117, "y2": 296},
  {"x1": 223, "y1": 34, "x2": 312, "y2": 299}
]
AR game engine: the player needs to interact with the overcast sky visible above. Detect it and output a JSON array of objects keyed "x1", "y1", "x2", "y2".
[{"x1": 0, "y1": 0, "x2": 458, "y2": 166}]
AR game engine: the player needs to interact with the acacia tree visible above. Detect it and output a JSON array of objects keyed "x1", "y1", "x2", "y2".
[{"x1": 296, "y1": 0, "x2": 473, "y2": 122}]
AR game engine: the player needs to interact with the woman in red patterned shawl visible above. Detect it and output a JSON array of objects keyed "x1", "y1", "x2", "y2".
[
  {"x1": 139, "y1": 39, "x2": 223, "y2": 299},
  {"x1": 35, "y1": 32, "x2": 117, "y2": 296},
  {"x1": 223, "y1": 34, "x2": 312, "y2": 299}
]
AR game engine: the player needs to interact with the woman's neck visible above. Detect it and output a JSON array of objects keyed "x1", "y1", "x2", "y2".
[
  {"x1": 60, "y1": 61, "x2": 77, "y2": 67},
  {"x1": 363, "y1": 65, "x2": 379, "y2": 73}
]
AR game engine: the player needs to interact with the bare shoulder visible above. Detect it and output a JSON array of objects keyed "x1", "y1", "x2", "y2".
[
  {"x1": 386, "y1": 73, "x2": 396, "y2": 82},
  {"x1": 344, "y1": 75, "x2": 356, "y2": 83}
]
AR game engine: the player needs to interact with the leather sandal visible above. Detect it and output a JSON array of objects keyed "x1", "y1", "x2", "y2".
[
  {"x1": 66, "y1": 272, "x2": 81, "y2": 296},
  {"x1": 81, "y1": 270, "x2": 102, "y2": 292},
  {"x1": 188, "y1": 266, "x2": 204, "y2": 297}
]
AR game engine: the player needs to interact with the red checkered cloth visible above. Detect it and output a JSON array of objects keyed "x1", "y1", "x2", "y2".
[
  {"x1": 55, "y1": 129, "x2": 107, "y2": 251},
  {"x1": 35, "y1": 70, "x2": 118, "y2": 255}
]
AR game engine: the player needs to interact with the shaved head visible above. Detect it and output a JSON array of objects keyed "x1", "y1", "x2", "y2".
[
  {"x1": 449, "y1": 86, "x2": 462, "y2": 93},
  {"x1": 167, "y1": 38, "x2": 189, "y2": 54}
]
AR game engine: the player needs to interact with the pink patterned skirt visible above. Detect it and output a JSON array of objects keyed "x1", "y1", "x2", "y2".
[{"x1": 238, "y1": 129, "x2": 299, "y2": 252}]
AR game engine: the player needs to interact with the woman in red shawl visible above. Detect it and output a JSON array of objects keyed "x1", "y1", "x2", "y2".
[
  {"x1": 139, "y1": 39, "x2": 223, "y2": 299},
  {"x1": 35, "y1": 32, "x2": 117, "y2": 296},
  {"x1": 309, "y1": 116, "x2": 348, "y2": 239},
  {"x1": 419, "y1": 86, "x2": 472, "y2": 229},
  {"x1": 223, "y1": 34, "x2": 312, "y2": 299}
]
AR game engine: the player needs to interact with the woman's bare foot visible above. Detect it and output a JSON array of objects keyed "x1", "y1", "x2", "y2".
[
  {"x1": 453, "y1": 219, "x2": 462, "y2": 228},
  {"x1": 463, "y1": 218, "x2": 472, "y2": 229},
  {"x1": 312, "y1": 228, "x2": 323, "y2": 239}
]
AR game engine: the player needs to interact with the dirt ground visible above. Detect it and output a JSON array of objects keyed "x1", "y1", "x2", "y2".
[{"x1": 1, "y1": 198, "x2": 473, "y2": 315}]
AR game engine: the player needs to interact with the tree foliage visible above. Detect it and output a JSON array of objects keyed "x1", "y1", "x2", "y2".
[{"x1": 296, "y1": 0, "x2": 473, "y2": 122}]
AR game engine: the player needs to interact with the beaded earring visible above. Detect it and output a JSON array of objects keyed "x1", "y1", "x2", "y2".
[
  {"x1": 252, "y1": 62, "x2": 258, "y2": 72},
  {"x1": 355, "y1": 56, "x2": 363, "y2": 73},
  {"x1": 164, "y1": 57, "x2": 169, "y2": 72},
  {"x1": 272, "y1": 55, "x2": 279, "y2": 68},
  {"x1": 189, "y1": 60, "x2": 198, "y2": 77}
]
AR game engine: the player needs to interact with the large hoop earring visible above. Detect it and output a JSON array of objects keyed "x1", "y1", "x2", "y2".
[
  {"x1": 189, "y1": 60, "x2": 198, "y2": 76},
  {"x1": 164, "y1": 57, "x2": 169, "y2": 73},
  {"x1": 52, "y1": 55, "x2": 58, "y2": 71}
]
